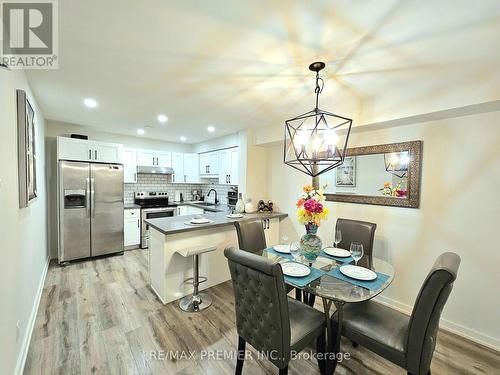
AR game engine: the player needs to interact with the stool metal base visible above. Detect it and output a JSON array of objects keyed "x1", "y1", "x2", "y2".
[{"x1": 179, "y1": 292, "x2": 212, "y2": 312}]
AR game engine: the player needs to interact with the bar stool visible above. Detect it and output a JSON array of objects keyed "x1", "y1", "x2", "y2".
[{"x1": 177, "y1": 245, "x2": 217, "y2": 312}]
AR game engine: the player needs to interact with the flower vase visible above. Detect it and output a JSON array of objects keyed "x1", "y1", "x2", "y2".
[{"x1": 300, "y1": 224, "x2": 322, "y2": 262}]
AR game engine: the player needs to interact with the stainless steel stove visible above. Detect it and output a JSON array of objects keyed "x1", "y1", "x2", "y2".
[{"x1": 135, "y1": 191, "x2": 177, "y2": 248}]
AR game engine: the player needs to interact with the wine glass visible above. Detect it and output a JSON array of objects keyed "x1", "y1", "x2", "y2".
[
  {"x1": 334, "y1": 229, "x2": 342, "y2": 248},
  {"x1": 281, "y1": 233, "x2": 289, "y2": 246},
  {"x1": 350, "y1": 242, "x2": 364, "y2": 266},
  {"x1": 290, "y1": 241, "x2": 301, "y2": 262}
]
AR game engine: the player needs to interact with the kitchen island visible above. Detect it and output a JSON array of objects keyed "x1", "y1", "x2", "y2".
[{"x1": 145, "y1": 211, "x2": 288, "y2": 304}]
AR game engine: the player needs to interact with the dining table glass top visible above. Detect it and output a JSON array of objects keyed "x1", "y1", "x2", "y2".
[{"x1": 259, "y1": 249, "x2": 395, "y2": 303}]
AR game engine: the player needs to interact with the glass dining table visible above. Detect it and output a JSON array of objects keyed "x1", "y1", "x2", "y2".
[{"x1": 258, "y1": 249, "x2": 395, "y2": 374}]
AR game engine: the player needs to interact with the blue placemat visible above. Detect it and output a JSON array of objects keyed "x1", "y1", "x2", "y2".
[
  {"x1": 319, "y1": 248, "x2": 354, "y2": 263},
  {"x1": 327, "y1": 267, "x2": 390, "y2": 291},
  {"x1": 264, "y1": 247, "x2": 293, "y2": 260},
  {"x1": 284, "y1": 265, "x2": 325, "y2": 288}
]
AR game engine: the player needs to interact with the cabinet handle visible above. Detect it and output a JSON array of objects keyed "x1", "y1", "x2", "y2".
[
  {"x1": 94, "y1": 150, "x2": 97, "y2": 160},
  {"x1": 228, "y1": 175, "x2": 231, "y2": 184},
  {"x1": 134, "y1": 173, "x2": 137, "y2": 182},
  {"x1": 267, "y1": 219, "x2": 270, "y2": 229},
  {"x1": 89, "y1": 149, "x2": 92, "y2": 159},
  {"x1": 137, "y1": 219, "x2": 139, "y2": 228},
  {"x1": 262, "y1": 220, "x2": 266, "y2": 230}
]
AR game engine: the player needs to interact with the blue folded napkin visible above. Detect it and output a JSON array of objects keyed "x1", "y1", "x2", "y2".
[
  {"x1": 284, "y1": 265, "x2": 325, "y2": 288},
  {"x1": 319, "y1": 249, "x2": 354, "y2": 263},
  {"x1": 264, "y1": 247, "x2": 293, "y2": 260},
  {"x1": 327, "y1": 266, "x2": 390, "y2": 291}
]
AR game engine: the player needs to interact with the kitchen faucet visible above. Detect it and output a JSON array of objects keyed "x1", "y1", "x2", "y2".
[{"x1": 207, "y1": 189, "x2": 219, "y2": 204}]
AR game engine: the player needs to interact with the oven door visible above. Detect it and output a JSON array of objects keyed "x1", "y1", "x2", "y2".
[{"x1": 141, "y1": 208, "x2": 176, "y2": 248}]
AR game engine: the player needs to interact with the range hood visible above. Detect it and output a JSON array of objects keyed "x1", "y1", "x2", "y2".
[{"x1": 137, "y1": 166, "x2": 175, "y2": 175}]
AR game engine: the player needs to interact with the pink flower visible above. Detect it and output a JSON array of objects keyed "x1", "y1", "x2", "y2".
[{"x1": 303, "y1": 199, "x2": 323, "y2": 213}]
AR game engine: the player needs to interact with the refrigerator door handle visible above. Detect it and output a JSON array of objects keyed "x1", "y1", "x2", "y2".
[
  {"x1": 91, "y1": 177, "x2": 96, "y2": 217},
  {"x1": 86, "y1": 177, "x2": 91, "y2": 218}
]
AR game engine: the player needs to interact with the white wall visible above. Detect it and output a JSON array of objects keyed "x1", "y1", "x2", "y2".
[
  {"x1": 0, "y1": 69, "x2": 49, "y2": 375},
  {"x1": 266, "y1": 110, "x2": 500, "y2": 350},
  {"x1": 191, "y1": 133, "x2": 239, "y2": 153}
]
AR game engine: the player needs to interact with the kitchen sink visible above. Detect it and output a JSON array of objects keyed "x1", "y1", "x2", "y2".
[{"x1": 192, "y1": 202, "x2": 216, "y2": 207}]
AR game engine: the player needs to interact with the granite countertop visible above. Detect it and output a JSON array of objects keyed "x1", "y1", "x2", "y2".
[{"x1": 145, "y1": 211, "x2": 288, "y2": 235}]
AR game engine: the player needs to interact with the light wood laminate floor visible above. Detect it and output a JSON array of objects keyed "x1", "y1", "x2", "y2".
[{"x1": 24, "y1": 249, "x2": 499, "y2": 375}]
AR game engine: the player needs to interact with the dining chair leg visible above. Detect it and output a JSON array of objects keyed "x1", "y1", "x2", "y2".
[
  {"x1": 316, "y1": 330, "x2": 327, "y2": 375},
  {"x1": 279, "y1": 366, "x2": 288, "y2": 375},
  {"x1": 295, "y1": 288, "x2": 302, "y2": 302},
  {"x1": 236, "y1": 336, "x2": 246, "y2": 375}
]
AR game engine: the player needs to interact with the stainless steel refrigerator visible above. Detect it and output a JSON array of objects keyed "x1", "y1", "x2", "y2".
[{"x1": 58, "y1": 161, "x2": 124, "y2": 263}]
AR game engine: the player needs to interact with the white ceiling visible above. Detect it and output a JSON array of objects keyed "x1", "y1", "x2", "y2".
[{"x1": 25, "y1": 0, "x2": 500, "y2": 143}]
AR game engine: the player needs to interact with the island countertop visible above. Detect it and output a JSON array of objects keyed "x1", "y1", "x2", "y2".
[{"x1": 145, "y1": 211, "x2": 288, "y2": 235}]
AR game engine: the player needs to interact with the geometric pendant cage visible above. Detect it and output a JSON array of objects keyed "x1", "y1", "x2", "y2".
[
  {"x1": 284, "y1": 62, "x2": 353, "y2": 178},
  {"x1": 384, "y1": 151, "x2": 409, "y2": 178}
]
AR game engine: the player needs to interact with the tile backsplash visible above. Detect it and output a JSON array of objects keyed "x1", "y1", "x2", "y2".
[{"x1": 124, "y1": 174, "x2": 237, "y2": 205}]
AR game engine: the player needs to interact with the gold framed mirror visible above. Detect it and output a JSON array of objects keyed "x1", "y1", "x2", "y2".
[{"x1": 320, "y1": 141, "x2": 422, "y2": 208}]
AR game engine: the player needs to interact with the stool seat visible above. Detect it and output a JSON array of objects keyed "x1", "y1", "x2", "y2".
[
  {"x1": 177, "y1": 244, "x2": 217, "y2": 313},
  {"x1": 176, "y1": 245, "x2": 217, "y2": 258}
]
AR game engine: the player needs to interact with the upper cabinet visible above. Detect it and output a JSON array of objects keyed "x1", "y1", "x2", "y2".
[
  {"x1": 172, "y1": 152, "x2": 199, "y2": 183},
  {"x1": 57, "y1": 137, "x2": 123, "y2": 164},
  {"x1": 218, "y1": 147, "x2": 239, "y2": 185},
  {"x1": 123, "y1": 148, "x2": 137, "y2": 183},
  {"x1": 199, "y1": 151, "x2": 219, "y2": 176},
  {"x1": 137, "y1": 150, "x2": 171, "y2": 167}
]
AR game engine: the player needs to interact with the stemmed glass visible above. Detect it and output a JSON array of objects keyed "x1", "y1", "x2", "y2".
[
  {"x1": 281, "y1": 233, "x2": 289, "y2": 246},
  {"x1": 290, "y1": 241, "x2": 301, "y2": 262},
  {"x1": 350, "y1": 242, "x2": 364, "y2": 266},
  {"x1": 333, "y1": 229, "x2": 342, "y2": 248}
]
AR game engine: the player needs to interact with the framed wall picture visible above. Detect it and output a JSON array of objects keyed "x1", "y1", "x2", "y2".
[
  {"x1": 335, "y1": 156, "x2": 356, "y2": 187},
  {"x1": 17, "y1": 89, "x2": 37, "y2": 208}
]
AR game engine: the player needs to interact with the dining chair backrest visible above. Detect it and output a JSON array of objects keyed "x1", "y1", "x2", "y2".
[
  {"x1": 224, "y1": 247, "x2": 291, "y2": 369},
  {"x1": 336, "y1": 218, "x2": 377, "y2": 267},
  {"x1": 406, "y1": 252, "x2": 461, "y2": 375},
  {"x1": 234, "y1": 220, "x2": 267, "y2": 253}
]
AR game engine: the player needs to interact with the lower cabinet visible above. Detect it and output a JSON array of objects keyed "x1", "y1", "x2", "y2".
[
  {"x1": 176, "y1": 205, "x2": 204, "y2": 216},
  {"x1": 262, "y1": 218, "x2": 279, "y2": 246},
  {"x1": 124, "y1": 209, "x2": 140, "y2": 247}
]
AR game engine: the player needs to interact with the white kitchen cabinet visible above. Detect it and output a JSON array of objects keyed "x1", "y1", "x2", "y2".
[
  {"x1": 156, "y1": 151, "x2": 172, "y2": 167},
  {"x1": 137, "y1": 149, "x2": 171, "y2": 167},
  {"x1": 229, "y1": 148, "x2": 239, "y2": 185},
  {"x1": 184, "y1": 153, "x2": 199, "y2": 183},
  {"x1": 171, "y1": 152, "x2": 184, "y2": 183},
  {"x1": 137, "y1": 149, "x2": 156, "y2": 166},
  {"x1": 57, "y1": 137, "x2": 123, "y2": 164},
  {"x1": 57, "y1": 137, "x2": 91, "y2": 161},
  {"x1": 176, "y1": 205, "x2": 188, "y2": 216},
  {"x1": 123, "y1": 148, "x2": 137, "y2": 183},
  {"x1": 124, "y1": 209, "x2": 140, "y2": 247},
  {"x1": 218, "y1": 147, "x2": 239, "y2": 185},
  {"x1": 92, "y1": 141, "x2": 123, "y2": 163},
  {"x1": 199, "y1": 151, "x2": 218, "y2": 176},
  {"x1": 186, "y1": 206, "x2": 204, "y2": 215},
  {"x1": 262, "y1": 218, "x2": 279, "y2": 246}
]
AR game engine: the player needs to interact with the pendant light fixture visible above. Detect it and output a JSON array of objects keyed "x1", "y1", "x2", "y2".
[{"x1": 284, "y1": 62, "x2": 353, "y2": 177}]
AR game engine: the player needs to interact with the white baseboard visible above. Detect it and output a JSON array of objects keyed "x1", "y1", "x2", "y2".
[
  {"x1": 374, "y1": 295, "x2": 500, "y2": 352},
  {"x1": 14, "y1": 256, "x2": 51, "y2": 375}
]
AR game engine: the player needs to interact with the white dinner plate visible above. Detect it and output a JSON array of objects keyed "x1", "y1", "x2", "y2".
[
  {"x1": 339, "y1": 265, "x2": 377, "y2": 281},
  {"x1": 273, "y1": 244, "x2": 298, "y2": 254},
  {"x1": 281, "y1": 262, "x2": 310, "y2": 277},
  {"x1": 190, "y1": 217, "x2": 211, "y2": 224},
  {"x1": 184, "y1": 220, "x2": 214, "y2": 226},
  {"x1": 323, "y1": 247, "x2": 351, "y2": 258},
  {"x1": 227, "y1": 213, "x2": 244, "y2": 219}
]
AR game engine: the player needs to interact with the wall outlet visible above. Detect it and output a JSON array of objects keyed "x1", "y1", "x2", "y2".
[{"x1": 16, "y1": 320, "x2": 20, "y2": 342}]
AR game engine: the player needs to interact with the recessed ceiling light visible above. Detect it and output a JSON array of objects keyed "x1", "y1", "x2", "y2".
[
  {"x1": 180, "y1": 136, "x2": 187, "y2": 142},
  {"x1": 136, "y1": 128, "x2": 145, "y2": 135},
  {"x1": 157, "y1": 114, "x2": 168, "y2": 123},
  {"x1": 207, "y1": 126, "x2": 215, "y2": 132},
  {"x1": 84, "y1": 98, "x2": 98, "y2": 108}
]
